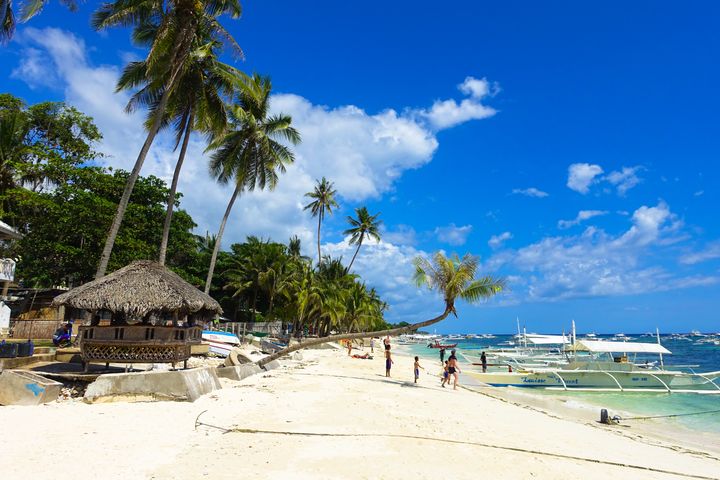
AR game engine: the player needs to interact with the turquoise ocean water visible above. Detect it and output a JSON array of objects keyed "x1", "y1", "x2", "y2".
[{"x1": 401, "y1": 334, "x2": 720, "y2": 434}]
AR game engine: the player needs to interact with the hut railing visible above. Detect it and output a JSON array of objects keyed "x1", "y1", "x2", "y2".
[{"x1": 78, "y1": 325, "x2": 201, "y2": 364}]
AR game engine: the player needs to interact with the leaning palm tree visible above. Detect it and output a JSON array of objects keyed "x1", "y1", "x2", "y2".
[
  {"x1": 203, "y1": 73, "x2": 300, "y2": 293},
  {"x1": 92, "y1": 0, "x2": 242, "y2": 279},
  {"x1": 117, "y1": 26, "x2": 244, "y2": 265},
  {"x1": 303, "y1": 177, "x2": 338, "y2": 266},
  {"x1": 344, "y1": 206, "x2": 381, "y2": 271},
  {"x1": 256, "y1": 251, "x2": 505, "y2": 367}
]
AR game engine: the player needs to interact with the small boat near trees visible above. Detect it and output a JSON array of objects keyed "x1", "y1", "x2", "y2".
[{"x1": 202, "y1": 330, "x2": 241, "y2": 356}]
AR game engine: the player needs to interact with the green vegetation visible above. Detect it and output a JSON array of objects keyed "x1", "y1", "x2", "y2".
[
  {"x1": 1, "y1": 2, "x2": 503, "y2": 350},
  {"x1": 92, "y1": 0, "x2": 243, "y2": 279},
  {"x1": 259, "y1": 252, "x2": 505, "y2": 366},
  {"x1": 304, "y1": 177, "x2": 338, "y2": 265},
  {"x1": 204, "y1": 73, "x2": 300, "y2": 293}
]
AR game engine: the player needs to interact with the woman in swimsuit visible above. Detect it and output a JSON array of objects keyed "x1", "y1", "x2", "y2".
[{"x1": 447, "y1": 350, "x2": 460, "y2": 390}]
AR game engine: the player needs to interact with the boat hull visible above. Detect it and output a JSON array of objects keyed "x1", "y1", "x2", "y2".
[{"x1": 466, "y1": 369, "x2": 720, "y2": 392}]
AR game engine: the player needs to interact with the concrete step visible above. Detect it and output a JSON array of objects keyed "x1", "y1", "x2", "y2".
[{"x1": 0, "y1": 353, "x2": 56, "y2": 371}]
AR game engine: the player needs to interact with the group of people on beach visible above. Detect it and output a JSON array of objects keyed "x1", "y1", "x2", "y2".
[{"x1": 378, "y1": 336, "x2": 460, "y2": 389}]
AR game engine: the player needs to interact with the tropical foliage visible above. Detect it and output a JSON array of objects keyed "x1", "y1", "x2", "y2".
[
  {"x1": 203, "y1": 73, "x2": 300, "y2": 293},
  {"x1": 344, "y1": 206, "x2": 382, "y2": 271},
  {"x1": 258, "y1": 251, "x2": 505, "y2": 366},
  {"x1": 304, "y1": 177, "x2": 338, "y2": 265},
  {"x1": 92, "y1": 0, "x2": 243, "y2": 279}
]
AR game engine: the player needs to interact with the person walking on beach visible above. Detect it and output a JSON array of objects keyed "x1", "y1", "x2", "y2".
[
  {"x1": 385, "y1": 350, "x2": 394, "y2": 377},
  {"x1": 414, "y1": 356, "x2": 424, "y2": 383},
  {"x1": 384, "y1": 335, "x2": 391, "y2": 352},
  {"x1": 481, "y1": 351, "x2": 487, "y2": 373},
  {"x1": 447, "y1": 349, "x2": 461, "y2": 390},
  {"x1": 439, "y1": 347, "x2": 446, "y2": 364},
  {"x1": 370, "y1": 337, "x2": 375, "y2": 353},
  {"x1": 441, "y1": 360, "x2": 449, "y2": 387},
  {"x1": 347, "y1": 339, "x2": 353, "y2": 356}
]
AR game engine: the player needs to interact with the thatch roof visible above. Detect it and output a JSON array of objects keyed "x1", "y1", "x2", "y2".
[{"x1": 52, "y1": 260, "x2": 222, "y2": 318}]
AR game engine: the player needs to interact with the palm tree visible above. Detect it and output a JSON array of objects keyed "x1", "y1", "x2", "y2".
[
  {"x1": 303, "y1": 177, "x2": 338, "y2": 266},
  {"x1": 344, "y1": 206, "x2": 381, "y2": 271},
  {"x1": 1, "y1": 0, "x2": 77, "y2": 43},
  {"x1": 117, "y1": 26, "x2": 244, "y2": 266},
  {"x1": 203, "y1": 73, "x2": 300, "y2": 293},
  {"x1": 257, "y1": 251, "x2": 505, "y2": 367},
  {"x1": 92, "y1": 0, "x2": 242, "y2": 279}
]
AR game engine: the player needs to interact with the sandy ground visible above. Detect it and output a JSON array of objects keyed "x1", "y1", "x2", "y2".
[{"x1": 1, "y1": 348, "x2": 720, "y2": 480}]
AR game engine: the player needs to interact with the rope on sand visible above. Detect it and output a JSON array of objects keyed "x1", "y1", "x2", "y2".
[
  {"x1": 193, "y1": 411, "x2": 718, "y2": 480},
  {"x1": 618, "y1": 409, "x2": 720, "y2": 422}
]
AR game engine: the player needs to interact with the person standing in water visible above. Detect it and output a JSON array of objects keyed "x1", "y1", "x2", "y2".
[
  {"x1": 385, "y1": 350, "x2": 394, "y2": 377},
  {"x1": 480, "y1": 351, "x2": 488, "y2": 373},
  {"x1": 447, "y1": 349, "x2": 461, "y2": 390},
  {"x1": 439, "y1": 347, "x2": 446, "y2": 364}
]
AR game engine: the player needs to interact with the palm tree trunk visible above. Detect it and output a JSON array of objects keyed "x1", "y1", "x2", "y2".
[
  {"x1": 316, "y1": 215, "x2": 322, "y2": 265},
  {"x1": 158, "y1": 111, "x2": 194, "y2": 266},
  {"x1": 204, "y1": 183, "x2": 241, "y2": 294},
  {"x1": 95, "y1": 69, "x2": 182, "y2": 279},
  {"x1": 256, "y1": 305, "x2": 452, "y2": 367},
  {"x1": 346, "y1": 238, "x2": 363, "y2": 271}
]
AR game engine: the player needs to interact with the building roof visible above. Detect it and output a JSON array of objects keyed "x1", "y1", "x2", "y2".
[{"x1": 52, "y1": 260, "x2": 221, "y2": 318}]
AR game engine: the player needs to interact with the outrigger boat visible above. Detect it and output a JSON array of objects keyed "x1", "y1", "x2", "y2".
[
  {"x1": 427, "y1": 339, "x2": 458, "y2": 349},
  {"x1": 202, "y1": 330, "x2": 241, "y2": 356},
  {"x1": 466, "y1": 335, "x2": 720, "y2": 393}
]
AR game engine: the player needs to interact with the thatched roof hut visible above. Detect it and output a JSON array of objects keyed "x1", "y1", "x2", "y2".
[{"x1": 52, "y1": 260, "x2": 221, "y2": 321}]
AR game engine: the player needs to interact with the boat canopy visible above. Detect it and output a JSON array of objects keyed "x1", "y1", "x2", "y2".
[
  {"x1": 525, "y1": 334, "x2": 569, "y2": 345},
  {"x1": 575, "y1": 340, "x2": 671, "y2": 354}
]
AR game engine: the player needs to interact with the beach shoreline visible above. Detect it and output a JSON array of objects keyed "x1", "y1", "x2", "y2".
[{"x1": 1, "y1": 346, "x2": 719, "y2": 479}]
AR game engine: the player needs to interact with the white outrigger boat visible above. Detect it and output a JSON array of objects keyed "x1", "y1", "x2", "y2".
[
  {"x1": 467, "y1": 332, "x2": 720, "y2": 393},
  {"x1": 202, "y1": 330, "x2": 241, "y2": 356}
]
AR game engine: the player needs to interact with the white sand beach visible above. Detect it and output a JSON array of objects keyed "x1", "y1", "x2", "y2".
[{"x1": 2, "y1": 348, "x2": 719, "y2": 480}]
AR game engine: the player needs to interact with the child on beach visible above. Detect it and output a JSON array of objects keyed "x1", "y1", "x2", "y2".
[
  {"x1": 414, "y1": 356, "x2": 424, "y2": 383},
  {"x1": 440, "y1": 361, "x2": 449, "y2": 387},
  {"x1": 385, "y1": 350, "x2": 393, "y2": 377}
]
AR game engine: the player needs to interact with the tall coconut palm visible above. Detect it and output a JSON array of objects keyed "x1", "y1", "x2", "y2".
[
  {"x1": 92, "y1": 0, "x2": 242, "y2": 279},
  {"x1": 203, "y1": 74, "x2": 300, "y2": 293},
  {"x1": 344, "y1": 206, "x2": 381, "y2": 271},
  {"x1": 117, "y1": 27, "x2": 244, "y2": 265},
  {"x1": 303, "y1": 177, "x2": 338, "y2": 266},
  {"x1": 257, "y1": 251, "x2": 505, "y2": 367}
]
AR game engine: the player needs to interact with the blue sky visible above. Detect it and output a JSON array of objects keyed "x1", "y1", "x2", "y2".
[{"x1": 1, "y1": 1, "x2": 719, "y2": 334}]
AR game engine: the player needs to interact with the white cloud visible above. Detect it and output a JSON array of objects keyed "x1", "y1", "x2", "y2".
[
  {"x1": 557, "y1": 210, "x2": 608, "y2": 229},
  {"x1": 10, "y1": 28, "x2": 497, "y2": 258},
  {"x1": 605, "y1": 166, "x2": 642, "y2": 196},
  {"x1": 694, "y1": 190, "x2": 704, "y2": 197},
  {"x1": 680, "y1": 241, "x2": 720, "y2": 265},
  {"x1": 434, "y1": 223, "x2": 473, "y2": 246},
  {"x1": 415, "y1": 76, "x2": 498, "y2": 130},
  {"x1": 567, "y1": 163, "x2": 604, "y2": 194},
  {"x1": 567, "y1": 163, "x2": 643, "y2": 196},
  {"x1": 486, "y1": 201, "x2": 711, "y2": 301},
  {"x1": 488, "y1": 231, "x2": 513, "y2": 249},
  {"x1": 511, "y1": 187, "x2": 548, "y2": 198}
]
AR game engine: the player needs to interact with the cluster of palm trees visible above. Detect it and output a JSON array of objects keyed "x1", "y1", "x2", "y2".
[
  {"x1": 3, "y1": 0, "x2": 508, "y2": 352},
  {"x1": 220, "y1": 236, "x2": 388, "y2": 338}
]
